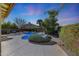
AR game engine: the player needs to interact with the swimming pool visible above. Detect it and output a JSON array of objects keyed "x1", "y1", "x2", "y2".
[
  {"x1": 22, "y1": 32, "x2": 46, "y2": 40},
  {"x1": 22, "y1": 32, "x2": 36, "y2": 40}
]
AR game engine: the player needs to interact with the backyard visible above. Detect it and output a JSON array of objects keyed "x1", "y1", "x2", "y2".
[{"x1": 0, "y1": 3, "x2": 79, "y2": 56}]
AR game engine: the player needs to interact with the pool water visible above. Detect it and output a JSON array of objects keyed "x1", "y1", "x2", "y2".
[
  {"x1": 24, "y1": 32, "x2": 32, "y2": 34},
  {"x1": 22, "y1": 32, "x2": 33, "y2": 40}
]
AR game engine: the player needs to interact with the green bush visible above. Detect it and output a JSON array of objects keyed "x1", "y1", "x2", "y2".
[
  {"x1": 29, "y1": 34, "x2": 51, "y2": 43},
  {"x1": 59, "y1": 24, "x2": 79, "y2": 55}
]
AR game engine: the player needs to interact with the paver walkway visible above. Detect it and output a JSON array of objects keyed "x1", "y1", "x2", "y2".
[{"x1": 1, "y1": 34, "x2": 67, "y2": 56}]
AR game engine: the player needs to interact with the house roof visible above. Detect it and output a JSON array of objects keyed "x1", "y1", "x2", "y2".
[{"x1": 21, "y1": 23, "x2": 40, "y2": 29}]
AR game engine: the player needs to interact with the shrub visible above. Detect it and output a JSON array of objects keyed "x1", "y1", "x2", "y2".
[
  {"x1": 29, "y1": 34, "x2": 51, "y2": 43},
  {"x1": 59, "y1": 24, "x2": 79, "y2": 55}
]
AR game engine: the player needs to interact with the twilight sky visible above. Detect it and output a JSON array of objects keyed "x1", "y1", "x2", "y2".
[{"x1": 5, "y1": 3, "x2": 79, "y2": 26}]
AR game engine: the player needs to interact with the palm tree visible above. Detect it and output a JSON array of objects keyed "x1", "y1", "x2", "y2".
[
  {"x1": 37, "y1": 19, "x2": 43, "y2": 30},
  {"x1": 37, "y1": 19, "x2": 43, "y2": 27}
]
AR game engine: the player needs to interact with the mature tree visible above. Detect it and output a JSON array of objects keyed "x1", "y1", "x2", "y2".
[
  {"x1": 1, "y1": 22, "x2": 18, "y2": 34},
  {"x1": 42, "y1": 10, "x2": 59, "y2": 34},
  {"x1": 11, "y1": 23, "x2": 18, "y2": 29},
  {"x1": 2, "y1": 22, "x2": 11, "y2": 34},
  {"x1": 2, "y1": 22, "x2": 11, "y2": 28},
  {"x1": 14, "y1": 18, "x2": 27, "y2": 29}
]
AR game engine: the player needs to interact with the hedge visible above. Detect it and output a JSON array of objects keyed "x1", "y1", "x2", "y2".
[
  {"x1": 29, "y1": 34, "x2": 51, "y2": 43},
  {"x1": 59, "y1": 24, "x2": 79, "y2": 55}
]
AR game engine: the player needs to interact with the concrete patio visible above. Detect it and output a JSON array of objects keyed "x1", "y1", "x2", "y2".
[{"x1": 1, "y1": 34, "x2": 67, "y2": 56}]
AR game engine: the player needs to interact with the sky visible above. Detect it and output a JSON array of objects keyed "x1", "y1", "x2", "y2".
[{"x1": 5, "y1": 3, "x2": 79, "y2": 26}]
